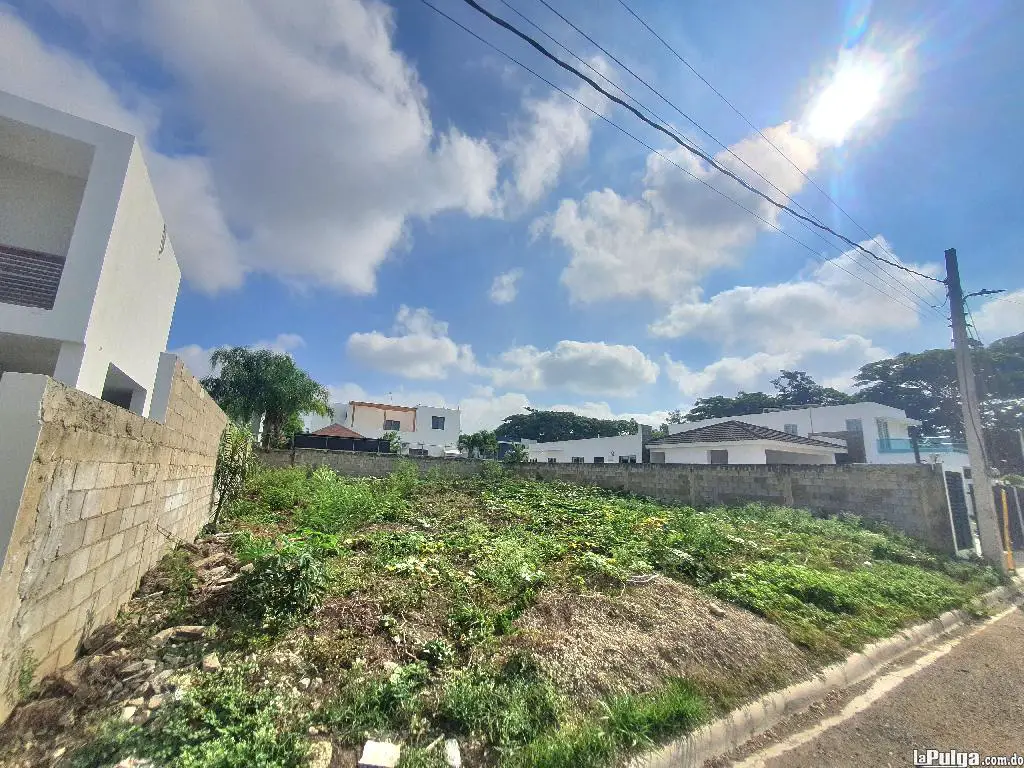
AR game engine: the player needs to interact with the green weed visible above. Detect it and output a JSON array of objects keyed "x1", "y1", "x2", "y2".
[{"x1": 234, "y1": 546, "x2": 328, "y2": 626}]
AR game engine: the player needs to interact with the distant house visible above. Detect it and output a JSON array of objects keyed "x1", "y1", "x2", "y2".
[
  {"x1": 524, "y1": 425, "x2": 651, "y2": 464},
  {"x1": 311, "y1": 424, "x2": 364, "y2": 439},
  {"x1": 647, "y1": 421, "x2": 846, "y2": 465},
  {"x1": 305, "y1": 400, "x2": 460, "y2": 458},
  {"x1": 666, "y1": 402, "x2": 969, "y2": 471}
]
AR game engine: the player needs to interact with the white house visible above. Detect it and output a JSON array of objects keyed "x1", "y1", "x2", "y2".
[
  {"x1": 665, "y1": 401, "x2": 970, "y2": 468},
  {"x1": 305, "y1": 400, "x2": 461, "y2": 458},
  {"x1": 648, "y1": 420, "x2": 846, "y2": 465},
  {"x1": 0, "y1": 90, "x2": 179, "y2": 417},
  {"x1": 524, "y1": 426, "x2": 650, "y2": 464}
]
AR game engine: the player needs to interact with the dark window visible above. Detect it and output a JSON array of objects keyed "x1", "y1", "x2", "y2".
[
  {"x1": 383, "y1": 419, "x2": 401, "y2": 431},
  {"x1": 709, "y1": 449, "x2": 729, "y2": 465},
  {"x1": 784, "y1": 423, "x2": 798, "y2": 435},
  {"x1": 593, "y1": 456, "x2": 605, "y2": 464},
  {"x1": 845, "y1": 418, "x2": 863, "y2": 433},
  {"x1": 619, "y1": 455, "x2": 637, "y2": 463},
  {"x1": 571, "y1": 457, "x2": 584, "y2": 464},
  {"x1": 547, "y1": 458, "x2": 557, "y2": 464},
  {"x1": 432, "y1": 416, "x2": 445, "y2": 430},
  {"x1": 963, "y1": 467, "x2": 973, "y2": 480}
]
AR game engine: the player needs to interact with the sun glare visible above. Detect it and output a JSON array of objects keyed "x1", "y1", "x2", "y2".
[{"x1": 806, "y1": 57, "x2": 887, "y2": 146}]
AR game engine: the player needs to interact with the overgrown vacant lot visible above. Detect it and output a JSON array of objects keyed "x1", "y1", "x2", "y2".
[{"x1": 1, "y1": 463, "x2": 1000, "y2": 768}]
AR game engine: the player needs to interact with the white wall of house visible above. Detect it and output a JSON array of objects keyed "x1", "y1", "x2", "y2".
[
  {"x1": 526, "y1": 431, "x2": 645, "y2": 464},
  {"x1": 667, "y1": 402, "x2": 923, "y2": 465},
  {"x1": 652, "y1": 440, "x2": 839, "y2": 465},
  {"x1": 0, "y1": 91, "x2": 179, "y2": 417}
]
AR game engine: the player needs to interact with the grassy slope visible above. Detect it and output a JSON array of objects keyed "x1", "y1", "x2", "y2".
[{"x1": 64, "y1": 463, "x2": 999, "y2": 768}]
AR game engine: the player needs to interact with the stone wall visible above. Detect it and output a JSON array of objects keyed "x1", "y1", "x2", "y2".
[
  {"x1": 0, "y1": 360, "x2": 226, "y2": 720},
  {"x1": 264, "y1": 449, "x2": 956, "y2": 553}
]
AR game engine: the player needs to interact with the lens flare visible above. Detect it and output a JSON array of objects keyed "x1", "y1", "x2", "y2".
[{"x1": 806, "y1": 57, "x2": 887, "y2": 146}]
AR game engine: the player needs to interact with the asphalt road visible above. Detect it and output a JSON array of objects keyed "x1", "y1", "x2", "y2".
[{"x1": 732, "y1": 606, "x2": 1024, "y2": 768}]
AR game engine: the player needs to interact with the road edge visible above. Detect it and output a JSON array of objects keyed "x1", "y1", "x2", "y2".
[{"x1": 629, "y1": 581, "x2": 1021, "y2": 768}]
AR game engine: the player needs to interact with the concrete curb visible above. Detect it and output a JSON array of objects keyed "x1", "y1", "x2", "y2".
[{"x1": 629, "y1": 582, "x2": 1021, "y2": 768}]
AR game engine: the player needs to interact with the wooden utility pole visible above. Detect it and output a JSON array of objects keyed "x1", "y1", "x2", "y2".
[{"x1": 945, "y1": 248, "x2": 1006, "y2": 571}]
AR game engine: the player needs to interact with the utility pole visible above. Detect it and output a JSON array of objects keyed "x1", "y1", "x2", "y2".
[{"x1": 946, "y1": 248, "x2": 1006, "y2": 571}]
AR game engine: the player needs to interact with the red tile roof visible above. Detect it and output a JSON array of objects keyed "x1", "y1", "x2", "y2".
[{"x1": 310, "y1": 424, "x2": 364, "y2": 438}]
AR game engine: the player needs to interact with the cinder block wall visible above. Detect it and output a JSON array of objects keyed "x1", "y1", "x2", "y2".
[
  {"x1": 264, "y1": 449, "x2": 955, "y2": 553},
  {"x1": 0, "y1": 361, "x2": 226, "y2": 719}
]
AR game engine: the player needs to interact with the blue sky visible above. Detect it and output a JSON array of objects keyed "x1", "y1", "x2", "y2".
[{"x1": 2, "y1": 0, "x2": 1022, "y2": 431}]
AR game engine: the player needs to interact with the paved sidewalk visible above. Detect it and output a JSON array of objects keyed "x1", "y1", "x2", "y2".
[{"x1": 735, "y1": 607, "x2": 1024, "y2": 768}]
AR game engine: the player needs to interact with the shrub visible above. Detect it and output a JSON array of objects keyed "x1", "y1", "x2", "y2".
[
  {"x1": 212, "y1": 423, "x2": 258, "y2": 531},
  {"x1": 234, "y1": 546, "x2": 328, "y2": 625}
]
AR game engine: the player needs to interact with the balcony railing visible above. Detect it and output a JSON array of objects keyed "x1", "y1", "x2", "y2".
[
  {"x1": 877, "y1": 437, "x2": 968, "y2": 454},
  {"x1": 0, "y1": 244, "x2": 65, "y2": 310}
]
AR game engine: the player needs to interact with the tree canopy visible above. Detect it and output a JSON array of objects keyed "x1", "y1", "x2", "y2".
[
  {"x1": 683, "y1": 370, "x2": 853, "y2": 422},
  {"x1": 201, "y1": 347, "x2": 331, "y2": 449},
  {"x1": 495, "y1": 408, "x2": 639, "y2": 443},
  {"x1": 458, "y1": 430, "x2": 499, "y2": 458}
]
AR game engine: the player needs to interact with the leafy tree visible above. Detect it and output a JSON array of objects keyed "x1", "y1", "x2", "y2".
[
  {"x1": 495, "y1": 408, "x2": 638, "y2": 443},
  {"x1": 667, "y1": 409, "x2": 683, "y2": 424},
  {"x1": 771, "y1": 370, "x2": 854, "y2": 407},
  {"x1": 201, "y1": 347, "x2": 331, "y2": 449},
  {"x1": 211, "y1": 423, "x2": 258, "y2": 531},
  {"x1": 684, "y1": 391, "x2": 780, "y2": 422},
  {"x1": 502, "y1": 443, "x2": 530, "y2": 464},
  {"x1": 381, "y1": 431, "x2": 403, "y2": 454},
  {"x1": 458, "y1": 430, "x2": 499, "y2": 458}
]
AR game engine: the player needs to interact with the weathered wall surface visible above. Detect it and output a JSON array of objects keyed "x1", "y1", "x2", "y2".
[
  {"x1": 0, "y1": 361, "x2": 226, "y2": 720},
  {"x1": 264, "y1": 449, "x2": 955, "y2": 554}
]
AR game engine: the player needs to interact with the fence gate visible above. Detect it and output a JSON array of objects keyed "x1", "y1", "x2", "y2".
[{"x1": 945, "y1": 471, "x2": 975, "y2": 551}]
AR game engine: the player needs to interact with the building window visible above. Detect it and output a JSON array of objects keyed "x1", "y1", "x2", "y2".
[
  {"x1": 571, "y1": 457, "x2": 584, "y2": 464},
  {"x1": 963, "y1": 467, "x2": 972, "y2": 480},
  {"x1": 619, "y1": 455, "x2": 637, "y2": 463},
  {"x1": 432, "y1": 416, "x2": 445, "y2": 430},
  {"x1": 845, "y1": 418, "x2": 863, "y2": 433},
  {"x1": 383, "y1": 419, "x2": 401, "y2": 431},
  {"x1": 593, "y1": 456, "x2": 605, "y2": 464},
  {"x1": 547, "y1": 458, "x2": 557, "y2": 464},
  {"x1": 876, "y1": 417, "x2": 890, "y2": 440},
  {"x1": 408, "y1": 448, "x2": 428, "y2": 457},
  {"x1": 708, "y1": 449, "x2": 729, "y2": 465},
  {"x1": 784, "y1": 423, "x2": 798, "y2": 435}
]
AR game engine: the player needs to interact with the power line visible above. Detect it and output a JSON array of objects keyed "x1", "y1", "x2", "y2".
[
  {"x1": 612, "y1": 0, "x2": 948, "y2": 309},
  {"x1": 415, "y1": 0, "x2": 929, "y2": 317},
  {"x1": 522, "y1": 0, "x2": 947, "y2": 318},
  {"x1": 453, "y1": 0, "x2": 945, "y2": 290}
]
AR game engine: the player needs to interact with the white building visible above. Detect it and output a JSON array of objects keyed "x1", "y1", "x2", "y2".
[
  {"x1": 648, "y1": 420, "x2": 846, "y2": 465},
  {"x1": 665, "y1": 401, "x2": 970, "y2": 468},
  {"x1": 305, "y1": 400, "x2": 461, "y2": 458},
  {"x1": 524, "y1": 426, "x2": 650, "y2": 464},
  {"x1": 0, "y1": 90, "x2": 179, "y2": 417}
]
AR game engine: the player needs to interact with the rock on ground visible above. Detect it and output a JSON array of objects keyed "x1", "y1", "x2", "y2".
[{"x1": 358, "y1": 740, "x2": 401, "y2": 768}]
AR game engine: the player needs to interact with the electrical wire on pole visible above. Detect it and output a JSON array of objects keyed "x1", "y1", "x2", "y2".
[
  {"x1": 415, "y1": 0, "x2": 937, "y2": 319},
  {"x1": 510, "y1": 0, "x2": 946, "y2": 319},
  {"x1": 611, "y1": 0, "x2": 948, "y2": 310}
]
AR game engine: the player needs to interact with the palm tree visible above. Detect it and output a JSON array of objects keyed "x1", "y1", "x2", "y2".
[{"x1": 202, "y1": 347, "x2": 331, "y2": 448}]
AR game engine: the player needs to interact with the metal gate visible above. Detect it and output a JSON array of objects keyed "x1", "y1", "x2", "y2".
[
  {"x1": 993, "y1": 484, "x2": 1024, "y2": 552},
  {"x1": 945, "y1": 471, "x2": 974, "y2": 551}
]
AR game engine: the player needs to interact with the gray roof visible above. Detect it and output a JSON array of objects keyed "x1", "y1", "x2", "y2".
[{"x1": 646, "y1": 420, "x2": 844, "y2": 449}]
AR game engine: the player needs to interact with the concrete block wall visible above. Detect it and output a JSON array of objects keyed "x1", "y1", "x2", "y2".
[
  {"x1": 0, "y1": 360, "x2": 226, "y2": 719},
  {"x1": 263, "y1": 449, "x2": 955, "y2": 554}
]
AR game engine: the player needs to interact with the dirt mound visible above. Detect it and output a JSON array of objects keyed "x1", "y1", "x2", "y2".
[{"x1": 514, "y1": 576, "x2": 812, "y2": 706}]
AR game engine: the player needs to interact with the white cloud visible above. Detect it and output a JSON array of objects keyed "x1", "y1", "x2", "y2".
[
  {"x1": 458, "y1": 386, "x2": 532, "y2": 433},
  {"x1": 538, "y1": 122, "x2": 822, "y2": 303},
  {"x1": 0, "y1": 8, "x2": 244, "y2": 292},
  {"x1": 346, "y1": 306, "x2": 476, "y2": 380},
  {"x1": 548, "y1": 401, "x2": 671, "y2": 426},
  {"x1": 170, "y1": 332, "x2": 306, "y2": 379},
  {"x1": 490, "y1": 340, "x2": 659, "y2": 396},
  {"x1": 649, "y1": 238, "x2": 939, "y2": 347},
  {"x1": 972, "y1": 289, "x2": 1024, "y2": 340},
  {"x1": 498, "y1": 63, "x2": 609, "y2": 212},
  {"x1": 489, "y1": 269, "x2": 523, "y2": 304},
  {"x1": 664, "y1": 335, "x2": 886, "y2": 398}
]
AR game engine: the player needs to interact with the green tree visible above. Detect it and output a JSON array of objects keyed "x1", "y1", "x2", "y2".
[
  {"x1": 667, "y1": 409, "x2": 684, "y2": 424},
  {"x1": 458, "y1": 430, "x2": 499, "y2": 458},
  {"x1": 381, "y1": 431, "x2": 403, "y2": 454},
  {"x1": 502, "y1": 443, "x2": 530, "y2": 464},
  {"x1": 201, "y1": 347, "x2": 331, "y2": 449},
  {"x1": 495, "y1": 408, "x2": 638, "y2": 442},
  {"x1": 772, "y1": 370, "x2": 854, "y2": 407},
  {"x1": 684, "y1": 391, "x2": 780, "y2": 422}
]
